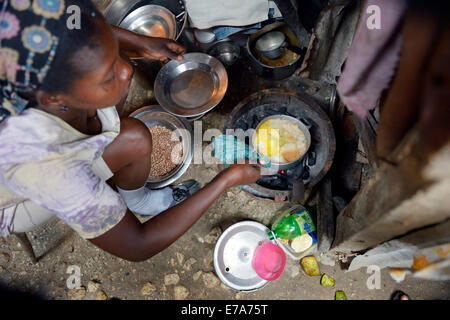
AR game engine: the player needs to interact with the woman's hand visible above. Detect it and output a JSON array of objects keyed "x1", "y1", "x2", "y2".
[
  {"x1": 223, "y1": 162, "x2": 262, "y2": 188},
  {"x1": 112, "y1": 26, "x2": 186, "y2": 63},
  {"x1": 136, "y1": 37, "x2": 186, "y2": 63}
]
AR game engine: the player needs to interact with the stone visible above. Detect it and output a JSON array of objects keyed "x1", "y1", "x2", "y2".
[
  {"x1": 174, "y1": 285, "x2": 189, "y2": 300},
  {"x1": 203, "y1": 255, "x2": 214, "y2": 270},
  {"x1": 202, "y1": 272, "x2": 220, "y2": 288},
  {"x1": 289, "y1": 265, "x2": 300, "y2": 278},
  {"x1": 141, "y1": 282, "x2": 157, "y2": 296},
  {"x1": 96, "y1": 290, "x2": 108, "y2": 300},
  {"x1": 0, "y1": 252, "x2": 10, "y2": 264},
  {"x1": 220, "y1": 283, "x2": 230, "y2": 290},
  {"x1": 87, "y1": 280, "x2": 100, "y2": 293},
  {"x1": 183, "y1": 258, "x2": 197, "y2": 271},
  {"x1": 67, "y1": 287, "x2": 86, "y2": 300},
  {"x1": 164, "y1": 273, "x2": 180, "y2": 286},
  {"x1": 176, "y1": 252, "x2": 184, "y2": 266},
  {"x1": 205, "y1": 227, "x2": 222, "y2": 244},
  {"x1": 193, "y1": 270, "x2": 203, "y2": 281}
]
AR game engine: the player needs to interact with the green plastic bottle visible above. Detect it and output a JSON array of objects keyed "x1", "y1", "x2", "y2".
[{"x1": 267, "y1": 205, "x2": 318, "y2": 242}]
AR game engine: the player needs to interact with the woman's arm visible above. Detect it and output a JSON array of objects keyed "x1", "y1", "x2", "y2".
[
  {"x1": 111, "y1": 26, "x2": 186, "y2": 63},
  {"x1": 88, "y1": 164, "x2": 260, "y2": 262}
]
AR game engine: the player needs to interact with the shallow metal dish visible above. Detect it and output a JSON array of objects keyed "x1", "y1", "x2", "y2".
[
  {"x1": 119, "y1": 5, "x2": 177, "y2": 40},
  {"x1": 251, "y1": 114, "x2": 311, "y2": 171},
  {"x1": 154, "y1": 52, "x2": 228, "y2": 117},
  {"x1": 129, "y1": 105, "x2": 193, "y2": 188},
  {"x1": 214, "y1": 221, "x2": 270, "y2": 292}
]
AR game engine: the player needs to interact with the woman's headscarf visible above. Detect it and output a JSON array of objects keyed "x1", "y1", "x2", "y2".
[{"x1": 0, "y1": 0, "x2": 68, "y2": 123}]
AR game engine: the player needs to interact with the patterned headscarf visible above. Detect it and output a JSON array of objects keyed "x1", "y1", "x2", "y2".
[{"x1": 0, "y1": 0, "x2": 67, "y2": 123}]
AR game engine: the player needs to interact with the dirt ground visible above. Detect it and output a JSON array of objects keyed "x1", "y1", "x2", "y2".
[{"x1": 0, "y1": 161, "x2": 449, "y2": 300}]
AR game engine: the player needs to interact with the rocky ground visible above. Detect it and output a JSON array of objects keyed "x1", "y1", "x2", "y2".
[{"x1": 0, "y1": 179, "x2": 448, "y2": 301}]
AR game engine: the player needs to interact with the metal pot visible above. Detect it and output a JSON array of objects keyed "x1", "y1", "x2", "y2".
[
  {"x1": 207, "y1": 39, "x2": 241, "y2": 68},
  {"x1": 251, "y1": 114, "x2": 311, "y2": 171},
  {"x1": 246, "y1": 23, "x2": 303, "y2": 80}
]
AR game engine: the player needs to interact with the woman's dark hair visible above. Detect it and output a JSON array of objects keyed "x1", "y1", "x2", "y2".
[{"x1": 38, "y1": 0, "x2": 104, "y2": 94}]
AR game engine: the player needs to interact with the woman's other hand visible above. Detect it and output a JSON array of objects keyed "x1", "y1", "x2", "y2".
[{"x1": 137, "y1": 37, "x2": 186, "y2": 63}]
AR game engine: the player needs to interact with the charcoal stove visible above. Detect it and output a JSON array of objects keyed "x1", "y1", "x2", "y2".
[{"x1": 224, "y1": 88, "x2": 335, "y2": 202}]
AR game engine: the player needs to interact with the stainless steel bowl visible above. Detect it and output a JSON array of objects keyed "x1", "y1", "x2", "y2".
[
  {"x1": 119, "y1": 5, "x2": 177, "y2": 40},
  {"x1": 207, "y1": 39, "x2": 241, "y2": 67},
  {"x1": 154, "y1": 52, "x2": 228, "y2": 118},
  {"x1": 129, "y1": 105, "x2": 193, "y2": 188},
  {"x1": 251, "y1": 114, "x2": 311, "y2": 171},
  {"x1": 103, "y1": 0, "x2": 141, "y2": 25},
  {"x1": 214, "y1": 221, "x2": 270, "y2": 292},
  {"x1": 103, "y1": 0, "x2": 187, "y2": 41}
]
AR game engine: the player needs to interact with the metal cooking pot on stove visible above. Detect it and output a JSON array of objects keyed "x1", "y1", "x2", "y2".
[
  {"x1": 251, "y1": 114, "x2": 311, "y2": 202},
  {"x1": 251, "y1": 114, "x2": 311, "y2": 171}
]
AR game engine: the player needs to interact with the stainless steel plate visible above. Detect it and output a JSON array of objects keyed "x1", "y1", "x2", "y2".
[
  {"x1": 214, "y1": 221, "x2": 270, "y2": 292},
  {"x1": 119, "y1": 5, "x2": 176, "y2": 40},
  {"x1": 129, "y1": 105, "x2": 193, "y2": 188},
  {"x1": 155, "y1": 52, "x2": 228, "y2": 117}
]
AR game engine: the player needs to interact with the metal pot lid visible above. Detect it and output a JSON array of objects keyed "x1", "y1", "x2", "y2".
[
  {"x1": 255, "y1": 31, "x2": 286, "y2": 53},
  {"x1": 213, "y1": 221, "x2": 270, "y2": 292}
]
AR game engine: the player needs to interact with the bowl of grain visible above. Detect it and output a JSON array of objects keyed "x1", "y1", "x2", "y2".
[{"x1": 129, "y1": 105, "x2": 194, "y2": 188}]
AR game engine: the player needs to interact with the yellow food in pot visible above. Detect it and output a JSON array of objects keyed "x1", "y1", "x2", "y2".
[{"x1": 254, "y1": 118, "x2": 308, "y2": 163}]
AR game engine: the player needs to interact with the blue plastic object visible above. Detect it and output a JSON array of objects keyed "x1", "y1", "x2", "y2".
[{"x1": 212, "y1": 135, "x2": 271, "y2": 168}]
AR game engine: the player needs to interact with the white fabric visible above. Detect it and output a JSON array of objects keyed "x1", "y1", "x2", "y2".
[
  {"x1": 185, "y1": 0, "x2": 270, "y2": 29},
  {"x1": 117, "y1": 186, "x2": 173, "y2": 216}
]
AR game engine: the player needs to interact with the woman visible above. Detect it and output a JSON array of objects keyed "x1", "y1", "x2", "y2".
[{"x1": 0, "y1": 0, "x2": 261, "y2": 261}]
